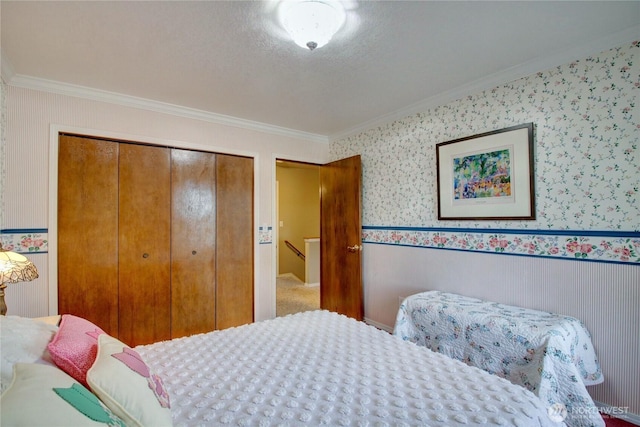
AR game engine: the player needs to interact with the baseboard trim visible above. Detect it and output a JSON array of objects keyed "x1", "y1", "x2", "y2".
[
  {"x1": 364, "y1": 317, "x2": 394, "y2": 333},
  {"x1": 277, "y1": 272, "x2": 303, "y2": 281}
]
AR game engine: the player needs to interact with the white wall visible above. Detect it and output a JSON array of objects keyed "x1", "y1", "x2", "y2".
[
  {"x1": 2, "y1": 86, "x2": 329, "y2": 322},
  {"x1": 331, "y1": 41, "x2": 640, "y2": 418}
]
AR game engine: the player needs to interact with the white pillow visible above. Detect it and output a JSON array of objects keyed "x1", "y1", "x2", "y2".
[
  {"x1": 0, "y1": 315, "x2": 58, "y2": 393},
  {"x1": 0, "y1": 363, "x2": 125, "y2": 426},
  {"x1": 87, "y1": 334, "x2": 172, "y2": 427}
]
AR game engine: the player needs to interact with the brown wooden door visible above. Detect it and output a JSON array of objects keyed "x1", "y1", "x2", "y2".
[
  {"x1": 320, "y1": 155, "x2": 363, "y2": 320},
  {"x1": 170, "y1": 149, "x2": 217, "y2": 338},
  {"x1": 58, "y1": 135, "x2": 119, "y2": 335},
  {"x1": 216, "y1": 154, "x2": 254, "y2": 329},
  {"x1": 118, "y1": 143, "x2": 172, "y2": 346}
]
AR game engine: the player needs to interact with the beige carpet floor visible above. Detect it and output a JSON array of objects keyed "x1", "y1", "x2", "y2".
[{"x1": 276, "y1": 274, "x2": 320, "y2": 317}]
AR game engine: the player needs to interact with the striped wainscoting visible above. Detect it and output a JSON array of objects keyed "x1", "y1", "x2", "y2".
[{"x1": 362, "y1": 238, "x2": 639, "y2": 421}]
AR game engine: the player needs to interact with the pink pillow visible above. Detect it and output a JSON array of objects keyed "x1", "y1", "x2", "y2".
[{"x1": 47, "y1": 314, "x2": 105, "y2": 387}]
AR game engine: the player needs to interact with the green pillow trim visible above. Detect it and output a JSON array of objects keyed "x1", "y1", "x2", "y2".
[{"x1": 53, "y1": 383, "x2": 126, "y2": 427}]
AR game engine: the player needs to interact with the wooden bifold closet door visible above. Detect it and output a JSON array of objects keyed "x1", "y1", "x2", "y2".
[
  {"x1": 58, "y1": 135, "x2": 120, "y2": 336},
  {"x1": 57, "y1": 135, "x2": 253, "y2": 347},
  {"x1": 216, "y1": 154, "x2": 254, "y2": 330},
  {"x1": 170, "y1": 149, "x2": 217, "y2": 338},
  {"x1": 118, "y1": 143, "x2": 172, "y2": 345}
]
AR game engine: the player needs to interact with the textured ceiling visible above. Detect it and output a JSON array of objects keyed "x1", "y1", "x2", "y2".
[{"x1": 1, "y1": 1, "x2": 638, "y2": 139}]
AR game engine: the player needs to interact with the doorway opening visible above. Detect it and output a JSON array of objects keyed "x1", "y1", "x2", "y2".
[{"x1": 275, "y1": 159, "x2": 321, "y2": 316}]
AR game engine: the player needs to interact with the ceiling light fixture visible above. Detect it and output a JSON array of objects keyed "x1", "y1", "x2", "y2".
[{"x1": 280, "y1": 0, "x2": 346, "y2": 51}]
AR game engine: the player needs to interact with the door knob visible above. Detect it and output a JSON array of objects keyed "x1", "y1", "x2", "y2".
[{"x1": 347, "y1": 244, "x2": 362, "y2": 252}]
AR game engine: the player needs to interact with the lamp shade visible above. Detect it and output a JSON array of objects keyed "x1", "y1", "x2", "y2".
[
  {"x1": 0, "y1": 247, "x2": 39, "y2": 284},
  {"x1": 280, "y1": 0, "x2": 346, "y2": 50}
]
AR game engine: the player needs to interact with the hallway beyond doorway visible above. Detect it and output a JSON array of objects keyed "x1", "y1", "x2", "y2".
[{"x1": 276, "y1": 273, "x2": 319, "y2": 316}]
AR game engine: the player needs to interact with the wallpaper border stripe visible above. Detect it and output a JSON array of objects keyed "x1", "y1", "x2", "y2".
[
  {"x1": 258, "y1": 226, "x2": 273, "y2": 244},
  {"x1": 0, "y1": 227, "x2": 276, "y2": 252},
  {"x1": 3, "y1": 227, "x2": 639, "y2": 265},
  {"x1": 1, "y1": 228, "x2": 48, "y2": 234},
  {"x1": 0, "y1": 228, "x2": 48, "y2": 254},
  {"x1": 362, "y1": 226, "x2": 640, "y2": 266}
]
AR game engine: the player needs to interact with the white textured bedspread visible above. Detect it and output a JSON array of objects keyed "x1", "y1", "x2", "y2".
[{"x1": 138, "y1": 310, "x2": 562, "y2": 426}]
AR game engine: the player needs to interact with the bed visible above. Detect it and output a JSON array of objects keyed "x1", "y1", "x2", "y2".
[
  {"x1": 1, "y1": 310, "x2": 563, "y2": 426},
  {"x1": 393, "y1": 291, "x2": 603, "y2": 427}
]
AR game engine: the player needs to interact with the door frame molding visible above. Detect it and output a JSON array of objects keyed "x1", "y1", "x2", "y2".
[
  {"x1": 48, "y1": 124, "x2": 260, "y2": 317},
  {"x1": 271, "y1": 153, "x2": 326, "y2": 318}
]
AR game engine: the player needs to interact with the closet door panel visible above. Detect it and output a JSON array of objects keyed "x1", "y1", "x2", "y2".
[
  {"x1": 118, "y1": 144, "x2": 171, "y2": 346},
  {"x1": 58, "y1": 135, "x2": 119, "y2": 335},
  {"x1": 170, "y1": 149, "x2": 217, "y2": 338},
  {"x1": 216, "y1": 154, "x2": 254, "y2": 329}
]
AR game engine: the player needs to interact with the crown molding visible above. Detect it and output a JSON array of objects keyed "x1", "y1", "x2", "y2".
[
  {"x1": 329, "y1": 25, "x2": 640, "y2": 142},
  {"x1": 3, "y1": 24, "x2": 637, "y2": 145},
  {"x1": 4, "y1": 71, "x2": 328, "y2": 144}
]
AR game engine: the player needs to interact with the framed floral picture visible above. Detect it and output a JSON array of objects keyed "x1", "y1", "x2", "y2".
[{"x1": 436, "y1": 123, "x2": 535, "y2": 220}]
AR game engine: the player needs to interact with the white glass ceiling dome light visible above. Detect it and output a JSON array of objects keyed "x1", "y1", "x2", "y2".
[{"x1": 280, "y1": 0, "x2": 346, "y2": 50}]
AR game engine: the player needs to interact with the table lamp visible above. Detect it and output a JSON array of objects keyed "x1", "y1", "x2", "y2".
[{"x1": 0, "y1": 244, "x2": 39, "y2": 315}]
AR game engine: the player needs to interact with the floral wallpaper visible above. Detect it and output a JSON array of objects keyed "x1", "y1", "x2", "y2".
[{"x1": 331, "y1": 41, "x2": 639, "y2": 265}]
